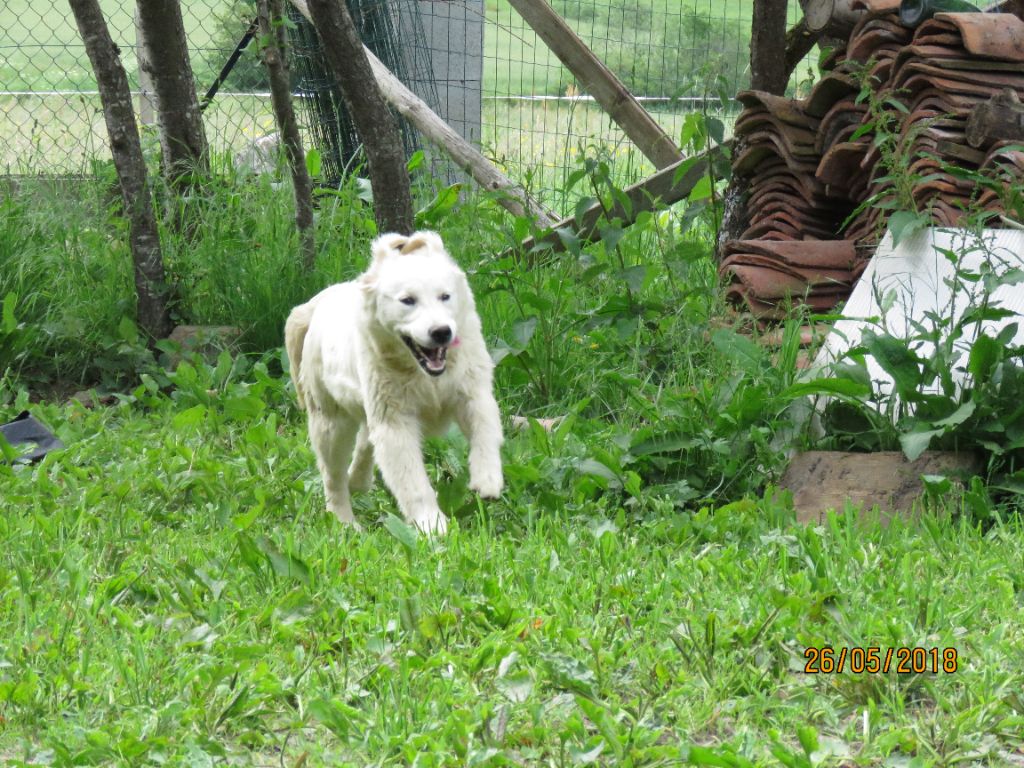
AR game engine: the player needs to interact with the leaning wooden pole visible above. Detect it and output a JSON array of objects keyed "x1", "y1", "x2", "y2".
[
  {"x1": 505, "y1": 0, "x2": 684, "y2": 170},
  {"x1": 516, "y1": 143, "x2": 731, "y2": 257},
  {"x1": 289, "y1": 0, "x2": 557, "y2": 229}
]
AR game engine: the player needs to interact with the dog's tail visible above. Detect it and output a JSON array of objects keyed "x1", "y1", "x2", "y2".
[{"x1": 284, "y1": 300, "x2": 315, "y2": 411}]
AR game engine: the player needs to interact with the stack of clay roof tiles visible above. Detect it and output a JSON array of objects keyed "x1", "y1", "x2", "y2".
[{"x1": 722, "y1": 0, "x2": 1024, "y2": 320}]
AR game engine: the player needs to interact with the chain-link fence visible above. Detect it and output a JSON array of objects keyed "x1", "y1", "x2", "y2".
[{"x1": 1, "y1": 1, "x2": 801, "y2": 203}]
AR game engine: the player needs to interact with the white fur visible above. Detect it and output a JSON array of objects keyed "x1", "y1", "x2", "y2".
[{"x1": 285, "y1": 231, "x2": 504, "y2": 534}]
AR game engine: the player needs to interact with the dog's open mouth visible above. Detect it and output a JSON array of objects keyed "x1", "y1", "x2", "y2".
[{"x1": 402, "y1": 336, "x2": 448, "y2": 376}]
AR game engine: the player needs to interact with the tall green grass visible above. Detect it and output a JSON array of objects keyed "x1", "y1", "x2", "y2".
[{"x1": 1, "y1": 152, "x2": 804, "y2": 503}]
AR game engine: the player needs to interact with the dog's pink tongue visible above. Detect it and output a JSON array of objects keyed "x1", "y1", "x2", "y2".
[{"x1": 450, "y1": 336, "x2": 461, "y2": 348}]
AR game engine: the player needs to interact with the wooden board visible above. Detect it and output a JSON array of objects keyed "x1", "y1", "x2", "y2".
[
  {"x1": 505, "y1": 0, "x2": 683, "y2": 170},
  {"x1": 515, "y1": 143, "x2": 730, "y2": 257}
]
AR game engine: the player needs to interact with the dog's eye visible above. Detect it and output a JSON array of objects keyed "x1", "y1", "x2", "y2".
[
  {"x1": 400, "y1": 296, "x2": 417, "y2": 306},
  {"x1": 440, "y1": 293, "x2": 451, "y2": 302}
]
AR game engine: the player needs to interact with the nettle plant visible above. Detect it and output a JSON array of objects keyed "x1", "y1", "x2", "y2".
[{"x1": 793, "y1": 225, "x2": 1024, "y2": 503}]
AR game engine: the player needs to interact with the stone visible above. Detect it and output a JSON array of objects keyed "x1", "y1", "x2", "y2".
[{"x1": 780, "y1": 450, "x2": 981, "y2": 525}]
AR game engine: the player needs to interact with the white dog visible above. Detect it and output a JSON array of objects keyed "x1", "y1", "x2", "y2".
[{"x1": 285, "y1": 231, "x2": 504, "y2": 534}]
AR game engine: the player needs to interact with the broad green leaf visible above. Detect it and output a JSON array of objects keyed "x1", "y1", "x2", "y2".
[
  {"x1": 117, "y1": 316, "x2": 138, "y2": 344},
  {"x1": 710, "y1": 328, "x2": 762, "y2": 371},
  {"x1": 568, "y1": 741, "x2": 605, "y2": 764},
  {"x1": 172, "y1": 404, "x2": 207, "y2": 429},
  {"x1": 356, "y1": 177, "x2": 373, "y2": 204},
  {"x1": 256, "y1": 536, "x2": 310, "y2": 585},
  {"x1": 0, "y1": 431, "x2": 19, "y2": 463},
  {"x1": 688, "y1": 174, "x2": 713, "y2": 202},
  {"x1": 631, "y1": 432, "x2": 700, "y2": 456},
  {"x1": 223, "y1": 395, "x2": 265, "y2": 422},
  {"x1": 900, "y1": 428, "x2": 942, "y2": 461},
  {"x1": 305, "y1": 148, "x2": 322, "y2": 177},
  {"x1": 931, "y1": 399, "x2": 976, "y2": 429},
  {"x1": 620, "y1": 264, "x2": 648, "y2": 293},
  {"x1": 496, "y1": 670, "x2": 533, "y2": 703},
  {"x1": 512, "y1": 316, "x2": 538, "y2": 350},
  {"x1": 796, "y1": 725, "x2": 819, "y2": 756},
  {"x1": 781, "y1": 378, "x2": 871, "y2": 401},
  {"x1": 405, "y1": 149, "x2": 424, "y2": 171},
  {"x1": 861, "y1": 331, "x2": 923, "y2": 400},
  {"x1": 556, "y1": 226, "x2": 581, "y2": 254},
  {"x1": 415, "y1": 183, "x2": 461, "y2": 227},
  {"x1": 575, "y1": 696, "x2": 623, "y2": 755},
  {"x1": 599, "y1": 223, "x2": 625, "y2": 254},
  {"x1": 686, "y1": 744, "x2": 756, "y2": 768},
  {"x1": 968, "y1": 334, "x2": 1002, "y2": 384},
  {"x1": 384, "y1": 514, "x2": 418, "y2": 554},
  {"x1": 308, "y1": 697, "x2": 361, "y2": 739},
  {"x1": 543, "y1": 652, "x2": 597, "y2": 698},
  {"x1": 888, "y1": 210, "x2": 927, "y2": 246},
  {"x1": 706, "y1": 116, "x2": 726, "y2": 145}
]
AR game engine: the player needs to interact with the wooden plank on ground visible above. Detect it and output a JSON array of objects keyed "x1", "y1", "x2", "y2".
[
  {"x1": 515, "y1": 142, "x2": 729, "y2": 256},
  {"x1": 505, "y1": 0, "x2": 684, "y2": 170}
]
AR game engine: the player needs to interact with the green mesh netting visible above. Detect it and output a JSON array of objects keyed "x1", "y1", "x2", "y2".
[{"x1": 286, "y1": 0, "x2": 441, "y2": 186}]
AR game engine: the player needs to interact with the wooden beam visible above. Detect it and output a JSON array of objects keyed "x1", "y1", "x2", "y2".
[
  {"x1": 290, "y1": 0, "x2": 557, "y2": 229},
  {"x1": 504, "y1": 0, "x2": 684, "y2": 170},
  {"x1": 515, "y1": 143, "x2": 729, "y2": 256}
]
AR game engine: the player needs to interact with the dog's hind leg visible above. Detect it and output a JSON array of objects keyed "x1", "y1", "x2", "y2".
[
  {"x1": 284, "y1": 300, "x2": 315, "y2": 411},
  {"x1": 308, "y1": 409, "x2": 361, "y2": 530},
  {"x1": 347, "y1": 423, "x2": 375, "y2": 492}
]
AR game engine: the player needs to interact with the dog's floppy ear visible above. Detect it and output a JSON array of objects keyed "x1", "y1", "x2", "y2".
[
  {"x1": 371, "y1": 233, "x2": 409, "y2": 264},
  {"x1": 363, "y1": 233, "x2": 407, "y2": 291}
]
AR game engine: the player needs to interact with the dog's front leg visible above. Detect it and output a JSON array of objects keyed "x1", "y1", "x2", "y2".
[
  {"x1": 369, "y1": 417, "x2": 447, "y2": 535},
  {"x1": 457, "y1": 392, "x2": 504, "y2": 499}
]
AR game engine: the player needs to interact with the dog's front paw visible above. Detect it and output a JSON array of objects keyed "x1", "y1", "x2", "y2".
[
  {"x1": 407, "y1": 507, "x2": 448, "y2": 537},
  {"x1": 469, "y1": 471, "x2": 504, "y2": 499},
  {"x1": 329, "y1": 505, "x2": 364, "y2": 532}
]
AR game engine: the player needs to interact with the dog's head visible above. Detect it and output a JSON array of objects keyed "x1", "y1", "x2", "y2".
[{"x1": 361, "y1": 231, "x2": 471, "y2": 377}]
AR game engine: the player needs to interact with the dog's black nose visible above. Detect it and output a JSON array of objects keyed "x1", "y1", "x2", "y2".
[{"x1": 430, "y1": 326, "x2": 453, "y2": 345}]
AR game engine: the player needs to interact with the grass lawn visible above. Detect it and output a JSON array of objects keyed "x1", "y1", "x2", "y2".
[
  {"x1": 2, "y1": 367, "x2": 1024, "y2": 765},
  {"x1": 3, "y1": 143, "x2": 1024, "y2": 765}
]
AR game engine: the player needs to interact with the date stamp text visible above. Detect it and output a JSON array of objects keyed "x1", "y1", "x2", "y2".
[{"x1": 803, "y1": 646, "x2": 959, "y2": 674}]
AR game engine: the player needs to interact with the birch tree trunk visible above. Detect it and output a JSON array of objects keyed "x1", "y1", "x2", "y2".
[
  {"x1": 69, "y1": 0, "x2": 173, "y2": 340},
  {"x1": 135, "y1": 0, "x2": 210, "y2": 190},
  {"x1": 257, "y1": 0, "x2": 316, "y2": 269},
  {"x1": 306, "y1": 0, "x2": 414, "y2": 236}
]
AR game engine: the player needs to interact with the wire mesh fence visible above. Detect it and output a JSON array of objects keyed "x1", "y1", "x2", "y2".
[{"x1": 1, "y1": 0, "x2": 802, "y2": 205}]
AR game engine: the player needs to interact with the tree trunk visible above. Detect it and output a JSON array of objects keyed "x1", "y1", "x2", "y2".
[
  {"x1": 258, "y1": 0, "x2": 316, "y2": 269},
  {"x1": 135, "y1": 0, "x2": 209, "y2": 191},
  {"x1": 292, "y1": 0, "x2": 558, "y2": 228},
  {"x1": 69, "y1": 0, "x2": 173, "y2": 340},
  {"x1": 750, "y1": 0, "x2": 791, "y2": 95},
  {"x1": 306, "y1": 0, "x2": 414, "y2": 236},
  {"x1": 785, "y1": 17, "x2": 820, "y2": 80}
]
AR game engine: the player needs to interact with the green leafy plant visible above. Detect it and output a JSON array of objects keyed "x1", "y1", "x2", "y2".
[{"x1": 788, "y1": 228, "x2": 1024, "y2": 507}]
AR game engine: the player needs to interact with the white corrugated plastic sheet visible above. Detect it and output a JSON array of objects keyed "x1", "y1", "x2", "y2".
[{"x1": 814, "y1": 228, "x2": 1024, "y2": 396}]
